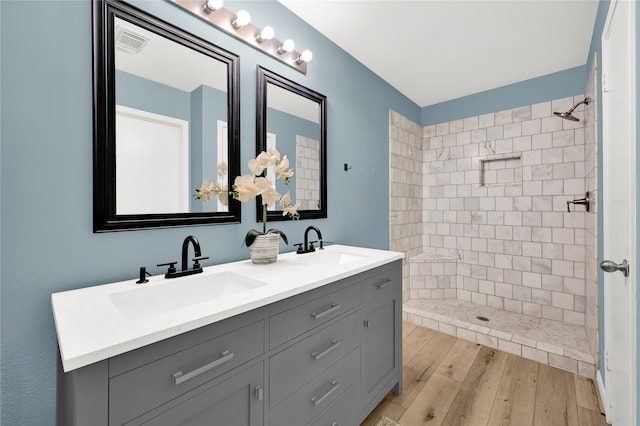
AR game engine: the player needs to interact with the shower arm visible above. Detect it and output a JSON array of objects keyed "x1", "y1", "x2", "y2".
[{"x1": 566, "y1": 97, "x2": 592, "y2": 114}]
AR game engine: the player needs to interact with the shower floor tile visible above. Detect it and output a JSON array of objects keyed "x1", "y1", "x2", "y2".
[{"x1": 404, "y1": 298, "x2": 596, "y2": 378}]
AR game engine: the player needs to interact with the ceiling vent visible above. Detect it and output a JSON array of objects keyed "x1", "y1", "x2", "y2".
[{"x1": 115, "y1": 25, "x2": 150, "y2": 54}]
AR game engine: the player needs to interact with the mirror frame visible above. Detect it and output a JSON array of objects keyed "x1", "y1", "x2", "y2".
[
  {"x1": 93, "y1": 0, "x2": 241, "y2": 232},
  {"x1": 256, "y1": 66, "x2": 327, "y2": 222}
]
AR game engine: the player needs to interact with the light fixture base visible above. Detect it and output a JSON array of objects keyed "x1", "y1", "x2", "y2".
[{"x1": 169, "y1": 0, "x2": 308, "y2": 74}]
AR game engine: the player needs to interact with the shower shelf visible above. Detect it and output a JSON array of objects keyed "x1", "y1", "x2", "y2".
[{"x1": 479, "y1": 153, "x2": 522, "y2": 187}]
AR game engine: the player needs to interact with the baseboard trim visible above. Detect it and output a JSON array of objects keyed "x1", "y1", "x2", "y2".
[{"x1": 597, "y1": 370, "x2": 610, "y2": 423}]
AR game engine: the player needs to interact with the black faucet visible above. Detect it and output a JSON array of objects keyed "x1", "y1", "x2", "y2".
[
  {"x1": 296, "y1": 226, "x2": 323, "y2": 254},
  {"x1": 158, "y1": 235, "x2": 209, "y2": 278}
]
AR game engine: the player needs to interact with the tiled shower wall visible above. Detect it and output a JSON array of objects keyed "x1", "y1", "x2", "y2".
[
  {"x1": 391, "y1": 93, "x2": 598, "y2": 336},
  {"x1": 295, "y1": 136, "x2": 321, "y2": 210},
  {"x1": 422, "y1": 95, "x2": 590, "y2": 327},
  {"x1": 389, "y1": 111, "x2": 423, "y2": 302}
]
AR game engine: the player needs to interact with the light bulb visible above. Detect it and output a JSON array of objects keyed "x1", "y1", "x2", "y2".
[
  {"x1": 277, "y1": 39, "x2": 295, "y2": 54},
  {"x1": 203, "y1": 0, "x2": 223, "y2": 13},
  {"x1": 296, "y1": 49, "x2": 313, "y2": 64},
  {"x1": 256, "y1": 26, "x2": 274, "y2": 43},
  {"x1": 232, "y1": 10, "x2": 251, "y2": 29}
]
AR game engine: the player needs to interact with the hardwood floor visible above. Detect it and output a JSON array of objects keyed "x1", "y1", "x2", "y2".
[{"x1": 361, "y1": 322, "x2": 607, "y2": 426}]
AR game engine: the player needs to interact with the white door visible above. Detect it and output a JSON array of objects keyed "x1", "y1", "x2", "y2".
[
  {"x1": 116, "y1": 105, "x2": 190, "y2": 214},
  {"x1": 602, "y1": 0, "x2": 637, "y2": 424}
]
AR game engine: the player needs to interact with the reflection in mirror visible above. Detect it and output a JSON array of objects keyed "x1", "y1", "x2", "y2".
[
  {"x1": 93, "y1": 0, "x2": 240, "y2": 231},
  {"x1": 114, "y1": 17, "x2": 229, "y2": 214},
  {"x1": 257, "y1": 67, "x2": 327, "y2": 222}
]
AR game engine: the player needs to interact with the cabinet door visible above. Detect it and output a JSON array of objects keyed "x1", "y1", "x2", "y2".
[
  {"x1": 139, "y1": 363, "x2": 264, "y2": 426},
  {"x1": 361, "y1": 290, "x2": 400, "y2": 411}
]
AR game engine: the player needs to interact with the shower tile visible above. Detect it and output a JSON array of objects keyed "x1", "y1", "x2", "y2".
[
  {"x1": 513, "y1": 106, "x2": 532, "y2": 122},
  {"x1": 523, "y1": 346, "x2": 548, "y2": 364},
  {"x1": 504, "y1": 123, "x2": 522, "y2": 138},
  {"x1": 463, "y1": 116, "x2": 479, "y2": 131},
  {"x1": 479, "y1": 112, "x2": 495, "y2": 128},
  {"x1": 532, "y1": 132, "x2": 553, "y2": 149},
  {"x1": 495, "y1": 109, "x2": 513, "y2": 125},
  {"x1": 499, "y1": 339, "x2": 522, "y2": 356},
  {"x1": 553, "y1": 129, "x2": 575, "y2": 147},
  {"x1": 457, "y1": 327, "x2": 477, "y2": 343},
  {"x1": 522, "y1": 119, "x2": 541, "y2": 136},
  {"x1": 531, "y1": 101, "x2": 551, "y2": 119},
  {"x1": 549, "y1": 353, "x2": 578, "y2": 373}
]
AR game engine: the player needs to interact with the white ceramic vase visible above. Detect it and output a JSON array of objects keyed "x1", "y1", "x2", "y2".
[{"x1": 248, "y1": 232, "x2": 280, "y2": 264}]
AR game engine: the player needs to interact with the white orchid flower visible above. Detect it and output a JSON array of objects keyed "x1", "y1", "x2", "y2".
[
  {"x1": 248, "y1": 158, "x2": 266, "y2": 176},
  {"x1": 279, "y1": 192, "x2": 292, "y2": 208},
  {"x1": 283, "y1": 202, "x2": 300, "y2": 219},
  {"x1": 217, "y1": 162, "x2": 228, "y2": 177},
  {"x1": 261, "y1": 188, "x2": 281, "y2": 209},
  {"x1": 232, "y1": 175, "x2": 260, "y2": 202}
]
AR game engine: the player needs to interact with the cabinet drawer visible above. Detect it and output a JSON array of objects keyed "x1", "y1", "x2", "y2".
[
  {"x1": 109, "y1": 320, "x2": 264, "y2": 425},
  {"x1": 269, "y1": 348, "x2": 360, "y2": 426},
  {"x1": 269, "y1": 284, "x2": 360, "y2": 349},
  {"x1": 269, "y1": 311, "x2": 360, "y2": 407},
  {"x1": 361, "y1": 262, "x2": 401, "y2": 302},
  {"x1": 310, "y1": 383, "x2": 360, "y2": 426}
]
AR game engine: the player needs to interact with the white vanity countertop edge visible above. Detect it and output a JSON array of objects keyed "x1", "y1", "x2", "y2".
[{"x1": 52, "y1": 244, "x2": 403, "y2": 372}]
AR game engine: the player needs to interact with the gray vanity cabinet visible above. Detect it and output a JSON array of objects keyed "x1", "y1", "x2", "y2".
[
  {"x1": 57, "y1": 260, "x2": 402, "y2": 426},
  {"x1": 361, "y1": 266, "x2": 402, "y2": 414},
  {"x1": 137, "y1": 362, "x2": 264, "y2": 426}
]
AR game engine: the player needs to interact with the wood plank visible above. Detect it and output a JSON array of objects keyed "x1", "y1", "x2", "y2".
[
  {"x1": 487, "y1": 355, "x2": 539, "y2": 426},
  {"x1": 397, "y1": 373, "x2": 461, "y2": 426},
  {"x1": 533, "y1": 364, "x2": 579, "y2": 426},
  {"x1": 440, "y1": 345, "x2": 509, "y2": 426},
  {"x1": 577, "y1": 406, "x2": 608, "y2": 426},
  {"x1": 402, "y1": 324, "x2": 436, "y2": 366},
  {"x1": 403, "y1": 320, "x2": 417, "y2": 338},
  {"x1": 574, "y1": 375, "x2": 604, "y2": 413},
  {"x1": 386, "y1": 332, "x2": 457, "y2": 409},
  {"x1": 360, "y1": 397, "x2": 406, "y2": 426},
  {"x1": 435, "y1": 339, "x2": 482, "y2": 383}
]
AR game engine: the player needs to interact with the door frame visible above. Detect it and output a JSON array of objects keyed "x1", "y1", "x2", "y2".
[{"x1": 601, "y1": 0, "x2": 637, "y2": 423}]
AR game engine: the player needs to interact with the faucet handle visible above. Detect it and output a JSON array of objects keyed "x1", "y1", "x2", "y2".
[
  {"x1": 308, "y1": 241, "x2": 317, "y2": 252},
  {"x1": 192, "y1": 255, "x2": 209, "y2": 269},
  {"x1": 294, "y1": 243, "x2": 304, "y2": 254},
  {"x1": 157, "y1": 261, "x2": 177, "y2": 275}
]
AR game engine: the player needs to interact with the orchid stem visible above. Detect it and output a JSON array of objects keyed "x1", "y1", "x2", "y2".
[{"x1": 263, "y1": 204, "x2": 267, "y2": 234}]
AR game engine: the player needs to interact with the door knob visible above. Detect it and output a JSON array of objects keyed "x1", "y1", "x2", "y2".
[{"x1": 600, "y1": 259, "x2": 630, "y2": 277}]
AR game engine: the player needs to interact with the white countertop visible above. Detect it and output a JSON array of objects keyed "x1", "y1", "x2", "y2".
[{"x1": 52, "y1": 244, "x2": 403, "y2": 372}]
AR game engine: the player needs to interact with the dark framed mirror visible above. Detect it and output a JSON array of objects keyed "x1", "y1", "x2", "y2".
[
  {"x1": 256, "y1": 66, "x2": 327, "y2": 222},
  {"x1": 93, "y1": 0, "x2": 240, "y2": 232}
]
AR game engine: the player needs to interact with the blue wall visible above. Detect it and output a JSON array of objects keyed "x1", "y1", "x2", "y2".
[
  {"x1": 116, "y1": 69, "x2": 191, "y2": 120},
  {"x1": 0, "y1": 0, "x2": 418, "y2": 424},
  {"x1": 422, "y1": 65, "x2": 587, "y2": 125}
]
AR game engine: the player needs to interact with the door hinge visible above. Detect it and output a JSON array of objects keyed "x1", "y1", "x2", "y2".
[
  {"x1": 605, "y1": 351, "x2": 611, "y2": 371},
  {"x1": 603, "y1": 73, "x2": 609, "y2": 93}
]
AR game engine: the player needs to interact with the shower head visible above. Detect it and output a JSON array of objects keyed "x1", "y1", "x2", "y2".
[
  {"x1": 553, "y1": 97, "x2": 592, "y2": 122},
  {"x1": 553, "y1": 111, "x2": 580, "y2": 121}
]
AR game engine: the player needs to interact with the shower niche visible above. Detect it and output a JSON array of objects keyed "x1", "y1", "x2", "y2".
[{"x1": 479, "y1": 154, "x2": 522, "y2": 187}]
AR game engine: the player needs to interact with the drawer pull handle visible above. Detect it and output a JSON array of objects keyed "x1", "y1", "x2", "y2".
[
  {"x1": 331, "y1": 423, "x2": 340, "y2": 426},
  {"x1": 311, "y1": 303, "x2": 341, "y2": 320},
  {"x1": 310, "y1": 380, "x2": 340, "y2": 406},
  {"x1": 311, "y1": 339, "x2": 341, "y2": 361},
  {"x1": 375, "y1": 279, "x2": 393, "y2": 289},
  {"x1": 172, "y1": 350, "x2": 234, "y2": 385}
]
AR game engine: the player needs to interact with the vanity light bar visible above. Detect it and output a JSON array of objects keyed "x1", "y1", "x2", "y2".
[{"x1": 170, "y1": 0, "x2": 311, "y2": 74}]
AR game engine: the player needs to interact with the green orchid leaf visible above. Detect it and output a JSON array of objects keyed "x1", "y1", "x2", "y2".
[{"x1": 244, "y1": 229, "x2": 263, "y2": 247}]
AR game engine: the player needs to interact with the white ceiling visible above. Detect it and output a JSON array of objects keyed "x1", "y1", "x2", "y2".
[{"x1": 279, "y1": 0, "x2": 599, "y2": 107}]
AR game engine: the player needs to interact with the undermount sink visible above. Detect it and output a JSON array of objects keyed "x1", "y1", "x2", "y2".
[
  {"x1": 293, "y1": 249, "x2": 367, "y2": 266},
  {"x1": 109, "y1": 271, "x2": 266, "y2": 320}
]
